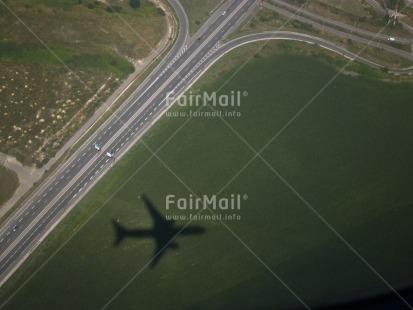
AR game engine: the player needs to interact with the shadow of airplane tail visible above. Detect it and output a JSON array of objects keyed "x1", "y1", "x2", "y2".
[{"x1": 112, "y1": 220, "x2": 126, "y2": 246}]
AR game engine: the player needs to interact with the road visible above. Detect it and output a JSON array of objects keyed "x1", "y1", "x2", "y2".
[
  {"x1": 220, "y1": 31, "x2": 413, "y2": 74},
  {"x1": 263, "y1": 1, "x2": 413, "y2": 62},
  {"x1": 268, "y1": 0, "x2": 413, "y2": 44},
  {"x1": 0, "y1": 0, "x2": 258, "y2": 287}
]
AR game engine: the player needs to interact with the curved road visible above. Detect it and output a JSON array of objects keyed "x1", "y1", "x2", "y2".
[{"x1": 221, "y1": 31, "x2": 413, "y2": 74}]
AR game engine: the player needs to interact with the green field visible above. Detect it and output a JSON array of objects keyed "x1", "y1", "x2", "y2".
[
  {"x1": 0, "y1": 166, "x2": 19, "y2": 206},
  {"x1": 1, "y1": 44, "x2": 413, "y2": 309}
]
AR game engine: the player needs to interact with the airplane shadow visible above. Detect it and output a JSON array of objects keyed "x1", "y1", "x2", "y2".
[{"x1": 112, "y1": 194, "x2": 206, "y2": 268}]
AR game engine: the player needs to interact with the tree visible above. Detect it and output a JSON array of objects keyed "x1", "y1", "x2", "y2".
[
  {"x1": 129, "y1": 0, "x2": 141, "y2": 8},
  {"x1": 106, "y1": 5, "x2": 122, "y2": 13}
]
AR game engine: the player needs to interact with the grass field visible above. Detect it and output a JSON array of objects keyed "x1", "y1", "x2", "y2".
[
  {"x1": 0, "y1": 0, "x2": 166, "y2": 166},
  {"x1": 0, "y1": 166, "x2": 19, "y2": 206},
  {"x1": 1, "y1": 43, "x2": 413, "y2": 309}
]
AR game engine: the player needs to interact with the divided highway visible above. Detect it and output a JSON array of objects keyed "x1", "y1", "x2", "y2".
[
  {"x1": 0, "y1": 0, "x2": 258, "y2": 286},
  {"x1": 264, "y1": 0, "x2": 413, "y2": 62},
  {"x1": 268, "y1": 0, "x2": 413, "y2": 44}
]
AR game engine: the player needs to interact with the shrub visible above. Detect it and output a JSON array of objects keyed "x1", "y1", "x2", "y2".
[
  {"x1": 129, "y1": 0, "x2": 141, "y2": 8},
  {"x1": 106, "y1": 5, "x2": 122, "y2": 13}
]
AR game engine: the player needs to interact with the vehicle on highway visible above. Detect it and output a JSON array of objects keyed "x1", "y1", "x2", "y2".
[
  {"x1": 13, "y1": 225, "x2": 19, "y2": 232},
  {"x1": 388, "y1": 37, "x2": 396, "y2": 41},
  {"x1": 106, "y1": 150, "x2": 115, "y2": 158},
  {"x1": 222, "y1": 11, "x2": 226, "y2": 16},
  {"x1": 94, "y1": 144, "x2": 101, "y2": 151}
]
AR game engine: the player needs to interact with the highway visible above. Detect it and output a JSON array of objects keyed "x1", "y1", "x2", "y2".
[
  {"x1": 0, "y1": 0, "x2": 258, "y2": 286},
  {"x1": 268, "y1": 0, "x2": 413, "y2": 44},
  {"x1": 263, "y1": 0, "x2": 413, "y2": 62}
]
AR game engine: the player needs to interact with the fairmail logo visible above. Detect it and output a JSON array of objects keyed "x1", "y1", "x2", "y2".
[
  {"x1": 165, "y1": 90, "x2": 247, "y2": 107},
  {"x1": 165, "y1": 194, "x2": 247, "y2": 210}
]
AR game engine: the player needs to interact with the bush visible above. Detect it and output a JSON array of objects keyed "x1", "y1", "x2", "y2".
[
  {"x1": 129, "y1": 0, "x2": 141, "y2": 8},
  {"x1": 106, "y1": 5, "x2": 122, "y2": 13},
  {"x1": 156, "y1": 7, "x2": 165, "y2": 16}
]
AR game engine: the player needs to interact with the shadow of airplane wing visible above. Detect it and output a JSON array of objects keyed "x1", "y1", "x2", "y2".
[
  {"x1": 141, "y1": 195, "x2": 179, "y2": 267},
  {"x1": 141, "y1": 194, "x2": 173, "y2": 230}
]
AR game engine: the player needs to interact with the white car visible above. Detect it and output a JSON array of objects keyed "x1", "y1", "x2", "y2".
[
  {"x1": 106, "y1": 151, "x2": 115, "y2": 158},
  {"x1": 222, "y1": 11, "x2": 226, "y2": 16}
]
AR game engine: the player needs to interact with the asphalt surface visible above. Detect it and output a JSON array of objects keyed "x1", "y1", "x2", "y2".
[{"x1": 0, "y1": 0, "x2": 258, "y2": 287}]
